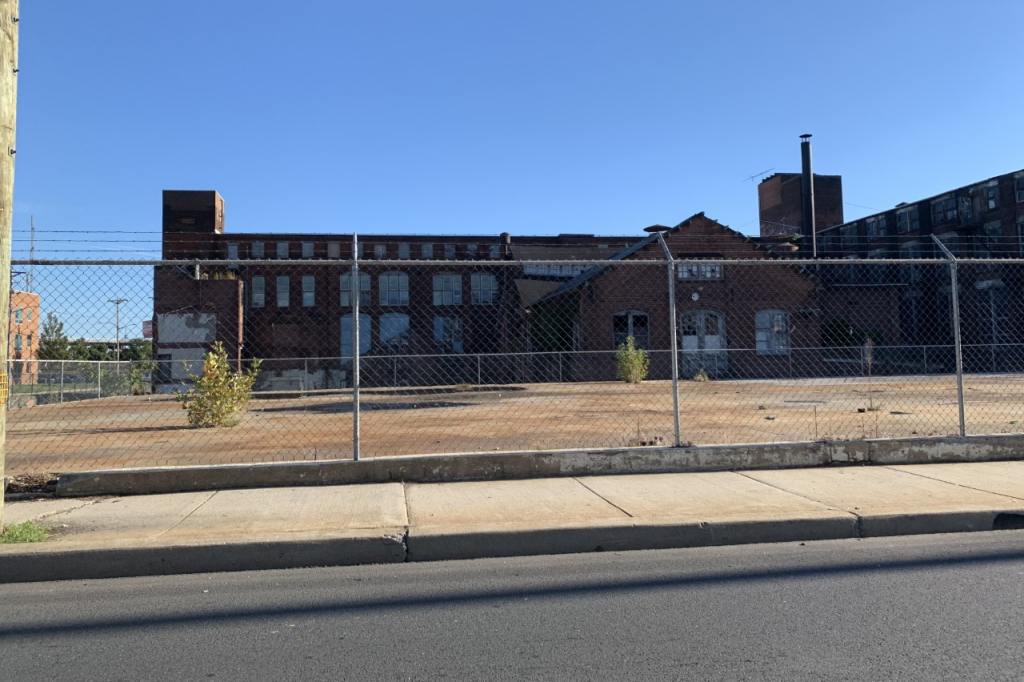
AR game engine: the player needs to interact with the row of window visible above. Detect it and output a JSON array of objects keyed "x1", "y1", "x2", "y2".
[
  {"x1": 12, "y1": 307, "x2": 33, "y2": 324},
  {"x1": 612, "y1": 309, "x2": 791, "y2": 356},
  {"x1": 250, "y1": 272, "x2": 499, "y2": 309},
  {"x1": 227, "y1": 241, "x2": 503, "y2": 261},
  {"x1": 340, "y1": 313, "x2": 463, "y2": 355}
]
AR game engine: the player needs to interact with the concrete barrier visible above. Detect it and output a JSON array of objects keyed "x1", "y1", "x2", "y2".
[{"x1": 54, "y1": 434, "x2": 1024, "y2": 498}]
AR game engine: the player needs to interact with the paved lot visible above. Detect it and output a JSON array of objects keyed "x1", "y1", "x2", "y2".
[{"x1": 6, "y1": 374, "x2": 1024, "y2": 474}]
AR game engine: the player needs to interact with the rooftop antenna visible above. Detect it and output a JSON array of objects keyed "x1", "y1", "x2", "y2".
[{"x1": 745, "y1": 168, "x2": 775, "y2": 182}]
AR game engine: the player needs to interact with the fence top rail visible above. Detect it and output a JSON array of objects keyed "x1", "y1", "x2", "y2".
[{"x1": 11, "y1": 256, "x2": 992, "y2": 267}]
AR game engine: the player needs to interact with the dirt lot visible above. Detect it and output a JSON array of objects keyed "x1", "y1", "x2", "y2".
[{"x1": 5, "y1": 374, "x2": 1024, "y2": 475}]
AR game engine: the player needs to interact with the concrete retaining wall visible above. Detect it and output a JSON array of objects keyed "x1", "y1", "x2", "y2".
[{"x1": 53, "y1": 433, "x2": 1024, "y2": 497}]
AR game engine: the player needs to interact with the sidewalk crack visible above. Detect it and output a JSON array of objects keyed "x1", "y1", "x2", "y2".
[
  {"x1": 735, "y1": 471, "x2": 861, "y2": 527},
  {"x1": 572, "y1": 478, "x2": 634, "y2": 518},
  {"x1": 887, "y1": 466, "x2": 1024, "y2": 503},
  {"x1": 154, "y1": 490, "x2": 219, "y2": 538}
]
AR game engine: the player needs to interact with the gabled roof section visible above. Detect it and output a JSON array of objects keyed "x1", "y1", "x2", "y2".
[{"x1": 534, "y1": 212, "x2": 770, "y2": 305}]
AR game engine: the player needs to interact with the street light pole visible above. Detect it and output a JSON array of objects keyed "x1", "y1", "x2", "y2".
[{"x1": 109, "y1": 298, "x2": 128, "y2": 374}]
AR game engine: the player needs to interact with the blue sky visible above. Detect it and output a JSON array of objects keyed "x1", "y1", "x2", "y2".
[{"x1": 13, "y1": 0, "x2": 1024, "y2": 254}]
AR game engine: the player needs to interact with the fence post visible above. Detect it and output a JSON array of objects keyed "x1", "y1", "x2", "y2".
[
  {"x1": 932, "y1": 235, "x2": 966, "y2": 437},
  {"x1": 59, "y1": 360, "x2": 64, "y2": 404},
  {"x1": 476, "y1": 354, "x2": 482, "y2": 386},
  {"x1": 97, "y1": 362, "x2": 102, "y2": 399},
  {"x1": 351, "y1": 235, "x2": 361, "y2": 461},
  {"x1": 657, "y1": 234, "x2": 682, "y2": 447},
  {"x1": 558, "y1": 352, "x2": 563, "y2": 383}
]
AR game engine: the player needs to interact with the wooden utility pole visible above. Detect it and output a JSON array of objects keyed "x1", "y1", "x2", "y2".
[{"x1": 0, "y1": 0, "x2": 18, "y2": 526}]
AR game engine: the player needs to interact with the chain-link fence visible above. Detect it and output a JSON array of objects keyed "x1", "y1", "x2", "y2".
[{"x1": 6, "y1": 249, "x2": 1024, "y2": 475}]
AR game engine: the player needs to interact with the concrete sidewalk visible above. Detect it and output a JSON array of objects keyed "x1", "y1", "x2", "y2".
[{"x1": 3, "y1": 461, "x2": 1024, "y2": 582}]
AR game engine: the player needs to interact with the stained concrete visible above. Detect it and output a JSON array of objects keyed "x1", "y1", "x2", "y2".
[
  {"x1": 405, "y1": 478, "x2": 630, "y2": 529},
  {"x1": 161, "y1": 484, "x2": 407, "y2": 539},
  {"x1": 578, "y1": 472, "x2": 848, "y2": 522},
  {"x1": 745, "y1": 466, "x2": 1024, "y2": 536},
  {"x1": 889, "y1": 461, "x2": 1024, "y2": 501}
]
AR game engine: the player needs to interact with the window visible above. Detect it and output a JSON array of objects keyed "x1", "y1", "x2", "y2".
[
  {"x1": 1018, "y1": 215, "x2": 1024, "y2": 255},
  {"x1": 13, "y1": 308, "x2": 21, "y2": 324},
  {"x1": 489, "y1": 244, "x2": 501, "y2": 259},
  {"x1": 340, "y1": 272, "x2": 371, "y2": 307},
  {"x1": 985, "y1": 183, "x2": 1000, "y2": 211},
  {"x1": 26, "y1": 308, "x2": 32, "y2": 321},
  {"x1": 302, "y1": 242, "x2": 315, "y2": 259},
  {"x1": 899, "y1": 242, "x2": 922, "y2": 283},
  {"x1": 398, "y1": 243, "x2": 411, "y2": 260},
  {"x1": 374, "y1": 244, "x2": 387, "y2": 260},
  {"x1": 1016, "y1": 174, "x2": 1024, "y2": 203},
  {"x1": 613, "y1": 311, "x2": 650, "y2": 349},
  {"x1": 276, "y1": 242, "x2": 290, "y2": 259},
  {"x1": 251, "y1": 276, "x2": 266, "y2": 308},
  {"x1": 327, "y1": 242, "x2": 341, "y2": 259},
  {"x1": 755, "y1": 310, "x2": 790, "y2": 356},
  {"x1": 465, "y1": 243, "x2": 477, "y2": 258},
  {"x1": 251, "y1": 241, "x2": 265, "y2": 259},
  {"x1": 302, "y1": 275, "x2": 315, "y2": 307},
  {"x1": 227, "y1": 243, "x2": 239, "y2": 260},
  {"x1": 444, "y1": 243, "x2": 456, "y2": 260},
  {"x1": 433, "y1": 316, "x2": 464, "y2": 353},
  {"x1": 26, "y1": 333, "x2": 32, "y2": 349},
  {"x1": 896, "y1": 206, "x2": 919, "y2": 233},
  {"x1": 866, "y1": 216, "x2": 888, "y2": 238},
  {"x1": 677, "y1": 263, "x2": 722, "y2": 281},
  {"x1": 421, "y1": 243, "x2": 434, "y2": 259},
  {"x1": 937, "y1": 231, "x2": 962, "y2": 256},
  {"x1": 433, "y1": 273, "x2": 462, "y2": 305},
  {"x1": 13, "y1": 334, "x2": 21, "y2": 350},
  {"x1": 379, "y1": 272, "x2": 409, "y2": 306},
  {"x1": 840, "y1": 224, "x2": 860, "y2": 249},
  {"x1": 340, "y1": 314, "x2": 371, "y2": 358},
  {"x1": 979, "y1": 221, "x2": 1003, "y2": 257},
  {"x1": 276, "y1": 276, "x2": 290, "y2": 307},
  {"x1": 470, "y1": 272, "x2": 498, "y2": 305},
  {"x1": 356, "y1": 242, "x2": 364, "y2": 259},
  {"x1": 380, "y1": 313, "x2": 410, "y2": 349},
  {"x1": 932, "y1": 196, "x2": 957, "y2": 225}
]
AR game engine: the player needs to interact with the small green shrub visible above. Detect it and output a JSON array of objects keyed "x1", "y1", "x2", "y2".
[
  {"x1": 177, "y1": 342, "x2": 262, "y2": 428},
  {"x1": 615, "y1": 336, "x2": 649, "y2": 384},
  {"x1": 0, "y1": 521, "x2": 49, "y2": 544}
]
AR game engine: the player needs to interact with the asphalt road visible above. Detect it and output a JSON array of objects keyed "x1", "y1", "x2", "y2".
[{"x1": 2, "y1": 532, "x2": 1023, "y2": 681}]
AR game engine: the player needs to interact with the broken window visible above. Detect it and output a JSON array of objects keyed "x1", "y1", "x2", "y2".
[{"x1": 613, "y1": 311, "x2": 650, "y2": 349}]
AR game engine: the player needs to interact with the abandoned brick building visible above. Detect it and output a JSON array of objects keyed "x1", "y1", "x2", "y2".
[{"x1": 154, "y1": 152, "x2": 1024, "y2": 389}]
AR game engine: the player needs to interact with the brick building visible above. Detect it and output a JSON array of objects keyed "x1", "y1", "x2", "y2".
[
  {"x1": 814, "y1": 168, "x2": 1024, "y2": 371},
  {"x1": 154, "y1": 190, "x2": 638, "y2": 388},
  {"x1": 9, "y1": 290, "x2": 40, "y2": 385},
  {"x1": 531, "y1": 214, "x2": 821, "y2": 381}
]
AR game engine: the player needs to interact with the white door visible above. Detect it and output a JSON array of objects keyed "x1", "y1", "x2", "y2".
[{"x1": 679, "y1": 310, "x2": 727, "y2": 377}]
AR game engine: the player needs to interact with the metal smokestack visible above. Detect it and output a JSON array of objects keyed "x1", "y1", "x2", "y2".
[{"x1": 800, "y1": 133, "x2": 817, "y2": 257}]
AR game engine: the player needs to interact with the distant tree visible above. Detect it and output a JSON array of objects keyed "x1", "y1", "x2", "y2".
[{"x1": 37, "y1": 312, "x2": 70, "y2": 360}]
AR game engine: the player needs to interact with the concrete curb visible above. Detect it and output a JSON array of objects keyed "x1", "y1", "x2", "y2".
[
  {"x1": 0, "y1": 532, "x2": 407, "y2": 583},
  {"x1": 8, "y1": 507, "x2": 1024, "y2": 583},
  {"x1": 405, "y1": 516, "x2": 859, "y2": 562},
  {"x1": 53, "y1": 434, "x2": 1024, "y2": 497}
]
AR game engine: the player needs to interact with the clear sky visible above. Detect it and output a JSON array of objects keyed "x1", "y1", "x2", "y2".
[{"x1": 11, "y1": 0, "x2": 1024, "y2": 257}]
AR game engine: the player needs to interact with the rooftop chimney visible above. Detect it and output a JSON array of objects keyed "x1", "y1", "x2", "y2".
[{"x1": 800, "y1": 134, "x2": 816, "y2": 257}]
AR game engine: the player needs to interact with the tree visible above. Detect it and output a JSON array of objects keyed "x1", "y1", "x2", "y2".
[{"x1": 37, "y1": 312, "x2": 70, "y2": 360}]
